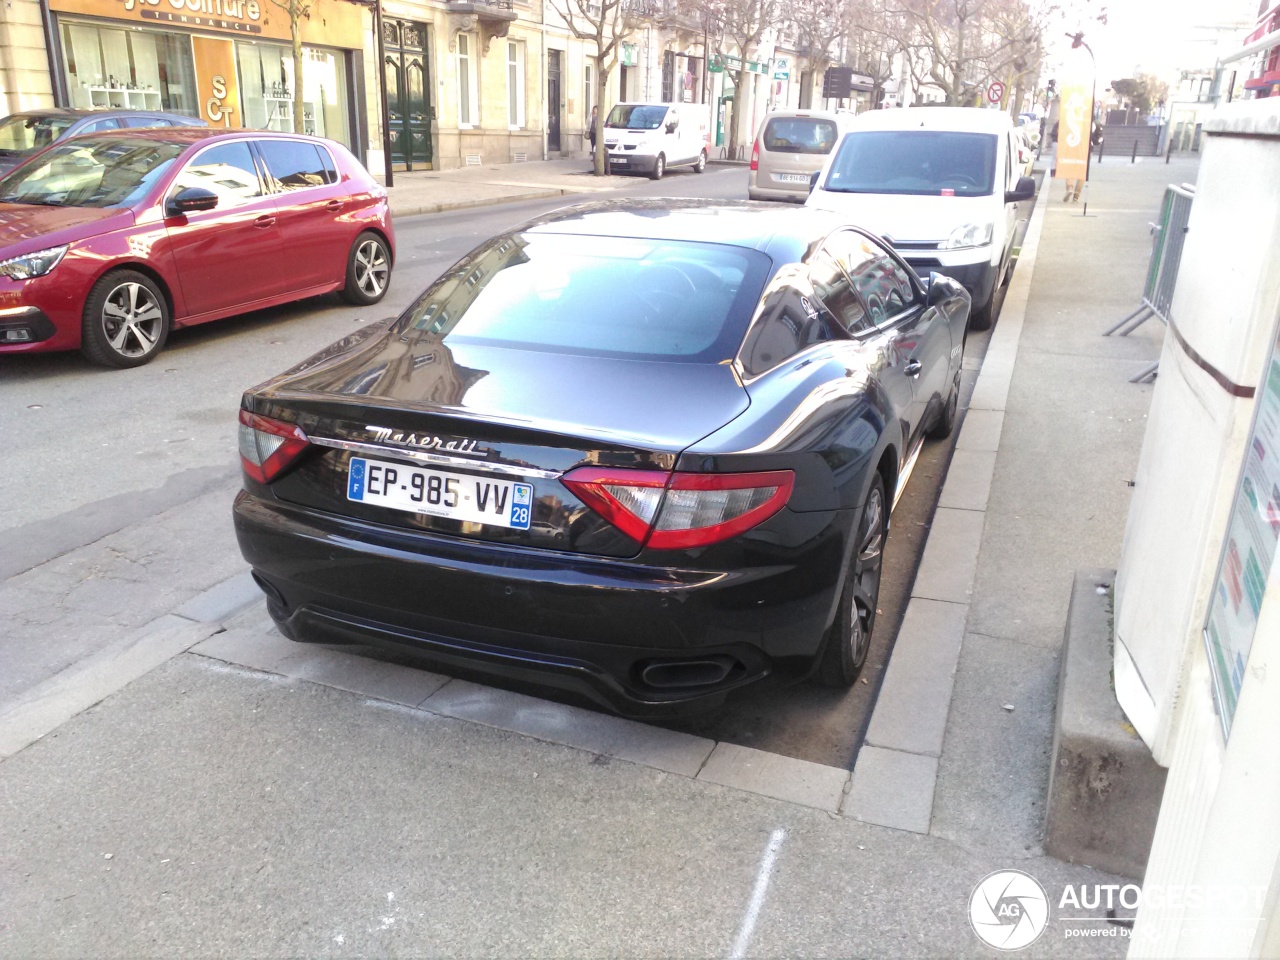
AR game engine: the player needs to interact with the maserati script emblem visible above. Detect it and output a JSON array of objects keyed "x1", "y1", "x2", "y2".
[{"x1": 366, "y1": 425, "x2": 482, "y2": 455}]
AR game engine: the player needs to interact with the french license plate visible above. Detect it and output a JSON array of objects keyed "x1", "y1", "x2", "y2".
[
  {"x1": 610, "y1": 157, "x2": 629, "y2": 165},
  {"x1": 777, "y1": 173, "x2": 810, "y2": 183},
  {"x1": 347, "y1": 457, "x2": 532, "y2": 530}
]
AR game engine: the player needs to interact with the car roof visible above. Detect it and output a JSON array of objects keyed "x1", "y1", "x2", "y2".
[
  {"x1": 847, "y1": 106, "x2": 1014, "y2": 133},
  {"x1": 6, "y1": 108, "x2": 194, "y2": 122},
  {"x1": 518, "y1": 199, "x2": 858, "y2": 261},
  {"x1": 59, "y1": 127, "x2": 335, "y2": 147}
]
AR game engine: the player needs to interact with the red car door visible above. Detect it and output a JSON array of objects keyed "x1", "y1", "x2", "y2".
[
  {"x1": 255, "y1": 138, "x2": 351, "y2": 290},
  {"x1": 162, "y1": 139, "x2": 289, "y2": 319}
]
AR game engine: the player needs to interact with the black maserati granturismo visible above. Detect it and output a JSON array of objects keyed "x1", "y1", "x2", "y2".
[{"x1": 232, "y1": 199, "x2": 970, "y2": 716}]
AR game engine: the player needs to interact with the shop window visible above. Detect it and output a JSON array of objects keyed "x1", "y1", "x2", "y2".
[
  {"x1": 171, "y1": 141, "x2": 264, "y2": 207},
  {"x1": 458, "y1": 34, "x2": 478, "y2": 126},
  {"x1": 507, "y1": 41, "x2": 526, "y2": 129},
  {"x1": 235, "y1": 43, "x2": 350, "y2": 147},
  {"x1": 60, "y1": 21, "x2": 198, "y2": 118},
  {"x1": 259, "y1": 139, "x2": 335, "y2": 191}
]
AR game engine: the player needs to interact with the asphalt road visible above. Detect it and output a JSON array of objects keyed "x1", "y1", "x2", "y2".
[{"x1": 0, "y1": 164, "x2": 1002, "y2": 768}]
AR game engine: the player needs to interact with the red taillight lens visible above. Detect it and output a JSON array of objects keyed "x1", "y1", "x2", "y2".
[
  {"x1": 750, "y1": 138, "x2": 760, "y2": 170},
  {"x1": 238, "y1": 409, "x2": 309, "y2": 483},
  {"x1": 561, "y1": 468, "x2": 794, "y2": 550}
]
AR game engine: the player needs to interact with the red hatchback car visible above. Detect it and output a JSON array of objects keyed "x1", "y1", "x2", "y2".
[{"x1": 0, "y1": 128, "x2": 394, "y2": 367}]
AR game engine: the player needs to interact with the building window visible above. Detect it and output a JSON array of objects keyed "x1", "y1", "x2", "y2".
[
  {"x1": 584, "y1": 59, "x2": 594, "y2": 121},
  {"x1": 458, "y1": 33, "x2": 477, "y2": 126},
  {"x1": 236, "y1": 43, "x2": 350, "y2": 144},
  {"x1": 507, "y1": 40, "x2": 525, "y2": 128},
  {"x1": 60, "y1": 21, "x2": 198, "y2": 117}
]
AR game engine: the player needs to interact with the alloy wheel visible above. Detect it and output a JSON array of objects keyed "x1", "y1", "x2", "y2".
[
  {"x1": 848, "y1": 483, "x2": 885, "y2": 667},
  {"x1": 354, "y1": 239, "x2": 389, "y2": 299},
  {"x1": 101, "y1": 281, "x2": 164, "y2": 359}
]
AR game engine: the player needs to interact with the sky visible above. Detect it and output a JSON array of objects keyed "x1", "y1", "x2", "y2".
[{"x1": 1045, "y1": 0, "x2": 1264, "y2": 85}]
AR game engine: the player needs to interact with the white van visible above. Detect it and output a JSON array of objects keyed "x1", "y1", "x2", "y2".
[
  {"x1": 603, "y1": 102, "x2": 710, "y2": 179},
  {"x1": 805, "y1": 107, "x2": 1035, "y2": 329}
]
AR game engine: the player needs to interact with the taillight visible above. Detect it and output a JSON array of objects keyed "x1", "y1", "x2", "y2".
[
  {"x1": 238, "y1": 409, "x2": 309, "y2": 483},
  {"x1": 562, "y1": 468, "x2": 794, "y2": 550},
  {"x1": 750, "y1": 138, "x2": 760, "y2": 170}
]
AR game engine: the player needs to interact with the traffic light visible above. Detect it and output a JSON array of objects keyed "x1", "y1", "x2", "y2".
[{"x1": 822, "y1": 67, "x2": 853, "y2": 99}]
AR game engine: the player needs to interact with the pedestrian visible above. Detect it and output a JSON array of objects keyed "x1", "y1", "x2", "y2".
[{"x1": 588, "y1": 104, "x2": 598, "y2": 161}]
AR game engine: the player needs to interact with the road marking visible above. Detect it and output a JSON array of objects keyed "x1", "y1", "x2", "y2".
[{"x1": 729, "y1": 828, "x2": 787, "y2": 960}]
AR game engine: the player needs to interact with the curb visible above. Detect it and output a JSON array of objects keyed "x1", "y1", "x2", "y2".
[
  {"x1": 389, "y1": 188, "x2": 569, "y2": 219},
  {"x1": 843, "y1": 184, "x2": 1052, "y2": 835}
]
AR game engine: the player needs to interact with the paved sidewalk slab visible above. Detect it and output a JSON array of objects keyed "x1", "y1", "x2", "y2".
[
  {"x1": 910, "y1": 507, "x2": 986, "y2": 604},
  {"x1": 277, "y1": 647, "x2": 451, "y2": 707},
  {"x1": 424, "y1": 679, "x2": 715, "y2": 778},
  {"x1": 937, "y1": 449, "x2": 998, "y2": 512},
  {"x1": 696, "y1": 742, "x2": 849, "y2": 812},
  {"x1": 842, "y1": 746, "x2": 937, "y2": 834},
  {"x1": 864, "y1": 599, "x2": 968, "y2": 758}
]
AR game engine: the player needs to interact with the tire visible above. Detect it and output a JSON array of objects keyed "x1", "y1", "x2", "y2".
[
  {"x1": 694, "y1": 150, "x2": 707, "y2": 173},
  {"x1": 816, "y1": 474, "x2": 887, "y2": 687},
  {"x1": 80, "y1": 269, "x2": 171, "y2": 369},
  {"x1": 927, "y1": 368, "x2": 961, "y2": 440},
  {"x1": 341, "y1": 231, "x2": 392, "y2": 306},
  {"x1": 650, "y1": 153, "x2": 666, "y2": 180},
  {"x1": 969, "y1": 294, "x2": 994, "y2": 331}
]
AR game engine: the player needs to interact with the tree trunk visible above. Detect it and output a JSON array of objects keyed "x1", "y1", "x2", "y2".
[
  {"x1": 595, "y1": 72, "x2": 609, "y2": 176},
  {"x1": 291, "y1": 11, "x2": 305, "y2": 134},
  {"x1": 729, "y1": 64, "x2": 749, "y2": 159}
]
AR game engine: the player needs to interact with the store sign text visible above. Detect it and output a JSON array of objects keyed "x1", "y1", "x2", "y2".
[
  {"x1": 124, "y1": 0, "x2": 262, "y2": 29},
  {"x1": 206, "y1": 74, "x2": 236, "y2": 125}
]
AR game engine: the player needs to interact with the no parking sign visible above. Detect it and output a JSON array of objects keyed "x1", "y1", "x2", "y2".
[{"x1": 987, "y1": 80, "x2": 1005, "y2": 104}]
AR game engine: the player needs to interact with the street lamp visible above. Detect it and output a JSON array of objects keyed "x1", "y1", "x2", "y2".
[{"x1": 1068, "y1": 31, "x2": 1096, "y2": 215}]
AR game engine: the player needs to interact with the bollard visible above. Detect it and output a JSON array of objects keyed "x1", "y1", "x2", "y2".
[
  {"x1": 1132, "y1": 139, "x2": 1139, "y2": 163},
  {"x1": 1097, "y1": 136, "x2": 1104, "y2": 164},
  {"x1": 1166, "y1": 135, "x2": 1174, "y2": 164}
]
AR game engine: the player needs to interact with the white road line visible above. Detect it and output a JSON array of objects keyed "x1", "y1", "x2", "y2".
[{"x1": 729, "y1": 828, "x2": 787, "y2": 960}]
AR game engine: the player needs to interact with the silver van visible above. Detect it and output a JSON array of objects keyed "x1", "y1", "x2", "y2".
[{"x1": 748, "y1": 110, "x2": 844, "y2": 202}]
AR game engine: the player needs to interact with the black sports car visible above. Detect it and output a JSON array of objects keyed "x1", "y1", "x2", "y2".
[{"x1": 232, "y1": 199, "x2": 970, "y2": 716}]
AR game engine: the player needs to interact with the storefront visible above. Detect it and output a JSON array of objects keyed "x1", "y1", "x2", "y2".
[{"x1": 42, "y1": 0, "x2": 369, "y2": 156}]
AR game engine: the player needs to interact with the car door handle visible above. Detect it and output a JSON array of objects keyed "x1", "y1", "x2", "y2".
[
  {"x1": 326, "y1": 199, "x2": 344, "y2": 211},
  {"x1": 254, "y1": 215, "x2": 276, "y2": 228},
  {"x1": 903, "y1": 359, "x2": 923, "y2": 377}
]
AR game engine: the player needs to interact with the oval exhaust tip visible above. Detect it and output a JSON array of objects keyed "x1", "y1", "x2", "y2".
[{"x1": 640, "y1": 657, "x2": 736, "y2": 690}]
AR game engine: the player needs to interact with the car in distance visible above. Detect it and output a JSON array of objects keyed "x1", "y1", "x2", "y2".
[
  {"x1": 603, "y1": 102, "x2": 710, "y2": 179},
  {"x1": 806, "y1": 106, "x2": 1035, "y2": 330},
  {"x1": 0, "y1": 128, "x2": 393, "y2": 367},
  {"x1": 748, "y1": 109, "x2": 845, "y2": 202},
  {"x1": 232, "y1": 200, "x2": 971, "y2": 717},
  {"x1": 0, "y1": 108, "x2": 205, "y2": 174}
]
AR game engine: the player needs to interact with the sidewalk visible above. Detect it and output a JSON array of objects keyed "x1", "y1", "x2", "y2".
[
  {"x1": 0, "y1": 156, "x2": 1195, "y2": 957},
  {"x1": 377, "y1": 157, "x2": 643, "y2": 217}
]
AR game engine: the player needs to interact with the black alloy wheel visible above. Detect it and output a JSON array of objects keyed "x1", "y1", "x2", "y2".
[
  {"x1": 81, "y1": 269, "x2": 171, "y2": 368},
  {"x1": 341, "y1": 231, "x2": 392, "y2": 306},
  {"x1": 816, "y1": 473, "x2": 887, "y2": 687}
]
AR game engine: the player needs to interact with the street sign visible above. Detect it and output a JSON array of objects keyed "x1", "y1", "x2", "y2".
[
  {"x1": 712, "y1": 54, "x2": 768, "y2": 76},
  {"x1": 987, "y1": 80, "x2": 1006, "y2": 104}
]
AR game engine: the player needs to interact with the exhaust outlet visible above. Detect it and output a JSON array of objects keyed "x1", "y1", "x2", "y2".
[{"x1": 640, "y1": 656, "x2": 737, "y2": 689}]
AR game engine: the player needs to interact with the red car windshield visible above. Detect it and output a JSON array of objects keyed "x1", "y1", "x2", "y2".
[{"x1": 0, "y1": 137, "x2": 185, "y2": 208}]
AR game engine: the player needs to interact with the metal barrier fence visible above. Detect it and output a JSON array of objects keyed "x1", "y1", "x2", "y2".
[{"x1": 1104, "y1": 183, "x2": 1196, "y2": 383}]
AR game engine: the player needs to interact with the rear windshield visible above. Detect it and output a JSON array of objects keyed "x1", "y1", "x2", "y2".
[
  {"x1": 396, "y1": 233, "x2": 771, "y2": 363},
  {"x1": 824, "y1": 130, "x2": 998, "y2": 197},
  {"x1": 0, "y1": 114, "x2": 76, "y2": 153},
  {"x1": 762, "y1": 117, "x2": 838, "y2": 155},
  {"x1": 606, "y1": 105, "x2": 669, "y2": 130}
]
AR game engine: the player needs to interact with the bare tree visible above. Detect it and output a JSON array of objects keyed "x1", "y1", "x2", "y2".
[
  {"x1": 548, "y1": 0, "x2": 645, "y2": 175},
  {"x1": 715, "y1": 0, "x2": 783, "y2": 153},
  {"x1": 845, "y1": 0, "x2": 907, "y2": 106},
  {"x1": 264, "y1": 0, "x2": 311, "y2": 133},
  {"x1": 786, "y1": 0, "x2": 852, "y2": 107}
]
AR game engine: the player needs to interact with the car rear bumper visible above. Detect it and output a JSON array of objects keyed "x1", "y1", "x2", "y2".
[{"x1": 232, "y1": 490, "x2": 847, "y2": 716}]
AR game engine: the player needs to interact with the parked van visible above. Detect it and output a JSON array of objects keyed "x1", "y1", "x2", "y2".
[
  {"x1": 603, "y1": 102, "x2": 710, "y2": 179},
  {"x1": 805, "y1": 107, "x2": 1036, "y2": 328},
  {"x1": 748, "y1": 109, "x2": 845, "y2": 202}
]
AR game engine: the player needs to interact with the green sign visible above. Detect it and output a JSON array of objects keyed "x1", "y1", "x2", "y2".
[
  {"x1": 773, "y1": 57, "x2": 789, "y2": 80},
  {"x1": 711, "y1": 53, "x2": 768, "y2": 76},
  {"x1": 621, "y1": 43, "x2": 638, "y2": 68}
]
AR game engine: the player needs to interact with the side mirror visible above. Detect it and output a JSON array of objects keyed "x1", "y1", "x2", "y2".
[
  {"x1": 666, "y1": 120, "x2": 678, "y2": 134},
  {"x1": 166, "y1": 186, "x2": 218, "y2": 216},
  {"x1": 927, "y1": 272, "x2": 962, "y2": 307},
  {"x1": 1005, "y1": 175, "x2": 1035, "y2": 204},
  {"x1": 809, "y1": 170, "x2": 821, "y2": 194}
]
